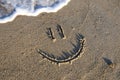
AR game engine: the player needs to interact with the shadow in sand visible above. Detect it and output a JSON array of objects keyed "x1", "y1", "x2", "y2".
[
  {"x1": 70, "y1": 33, "x2": 84, "y2": 54},
  {"x1": 103, "y1": 57, "x2": 113, "y2": 65}
]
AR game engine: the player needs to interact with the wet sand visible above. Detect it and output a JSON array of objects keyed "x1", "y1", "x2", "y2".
[{"x1": 0, "y1": 0, "x2": 120, "y2": 80}]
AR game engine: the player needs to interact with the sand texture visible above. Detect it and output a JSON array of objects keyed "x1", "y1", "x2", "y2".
[{"x1": 0, "y1": 0, "x2": 120, "y2": 80}]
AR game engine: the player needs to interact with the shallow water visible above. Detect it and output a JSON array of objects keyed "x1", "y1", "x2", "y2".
[{"x1": 0, "y1": 0, "x2": 70, "y2": 23}]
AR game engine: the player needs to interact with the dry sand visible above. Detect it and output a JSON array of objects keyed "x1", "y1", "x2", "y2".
[{"x1": 0, "y1": 0, "x2": 120, "y2": 80}]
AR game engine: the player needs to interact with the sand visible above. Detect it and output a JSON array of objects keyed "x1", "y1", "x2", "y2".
[{"x1": 0, "y1": 0, "x2": 120, "y2": 80}]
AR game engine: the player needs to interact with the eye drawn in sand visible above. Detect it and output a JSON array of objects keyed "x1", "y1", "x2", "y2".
[
  {"x1": 37, "y1": 24, "x2": 85, "y2": 65},
  {"x1": 56, "y1": 24, "x2": 66, "y2": 39},
  {"x1": 46, "y1": 27, "x2": 56, "y2": 42}
]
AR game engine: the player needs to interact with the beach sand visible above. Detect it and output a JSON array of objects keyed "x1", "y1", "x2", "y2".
[{"x1": 0, "y1": 0, "x2": 120, "y2": 80}]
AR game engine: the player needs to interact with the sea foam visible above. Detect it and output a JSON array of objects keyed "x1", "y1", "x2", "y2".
[{"x1": 0, "y1": 0, "x2": 70, "y2": 23}]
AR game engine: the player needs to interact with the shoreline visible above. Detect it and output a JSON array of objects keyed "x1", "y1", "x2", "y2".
[{"x1": 0, "y1": 0, "x2": 71, "y2": 23}]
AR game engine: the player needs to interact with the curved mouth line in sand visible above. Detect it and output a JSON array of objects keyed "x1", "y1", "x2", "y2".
[{"x1": 37, "y1": 34, "x2": 85, "y2": 65}]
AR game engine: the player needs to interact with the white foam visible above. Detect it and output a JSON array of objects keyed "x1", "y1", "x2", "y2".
[{"x1": 0, "y1": 0, "x2": 70, "y2": 23}]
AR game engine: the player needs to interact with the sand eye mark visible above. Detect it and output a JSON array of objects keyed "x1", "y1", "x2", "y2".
[
  {"x1": 38, "y1": 25, "x2": 85, "y2": 66},
  {"x1": 46, "y1": 28, "x2": 56, "y2": 42},
  {"x1": 46, "y1": 24, "x2": 66, "y2": 41},
  {"x1": 56, "y1": 24, "x2": 66, "y2": 39}
]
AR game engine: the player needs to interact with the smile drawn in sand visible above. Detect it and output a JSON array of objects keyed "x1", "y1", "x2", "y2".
[{"x1": 37, "y1": 24, "x2": 85, "y2": 65}]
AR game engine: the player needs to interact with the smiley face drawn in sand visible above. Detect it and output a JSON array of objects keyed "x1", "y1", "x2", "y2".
[{"x1": 37, "y1": 24, "x2": 85, "y2": 65}]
